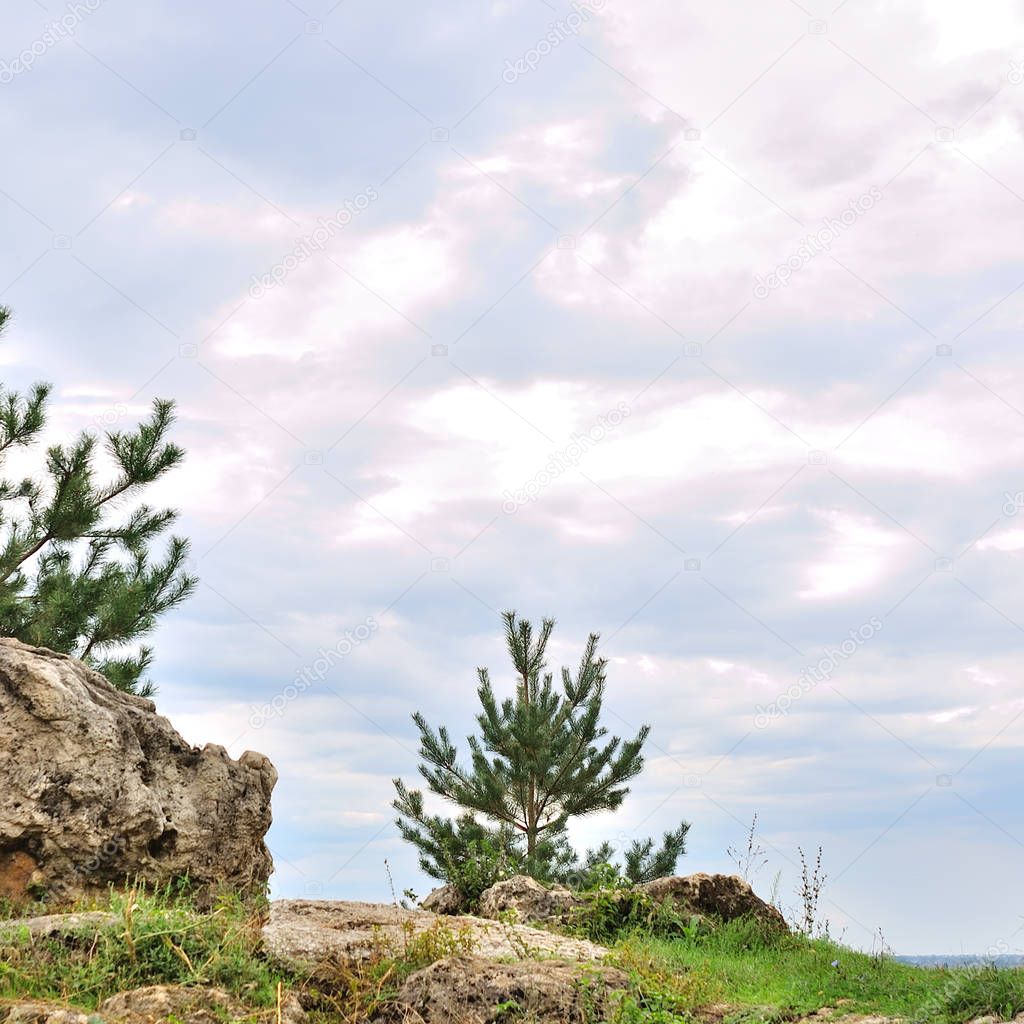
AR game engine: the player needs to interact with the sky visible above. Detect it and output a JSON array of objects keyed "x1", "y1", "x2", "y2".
[{"x1": 1, "y1": 0, "x2": 1023, "y2": 955}]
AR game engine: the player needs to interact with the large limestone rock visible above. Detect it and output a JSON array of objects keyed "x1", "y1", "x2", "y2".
[
  {"x1": 637, "y1": 872, "x2": 788, "y2": 930},
  {"x1": 391, "y1": 955, "x2": 630, "y2": 1024},
  {"x1": 0, "y1": 639, "x2": 276, "y2": 907},
  {"x1": 477, "y1": 874, "x2": 579, "y2": 925},
  {"x1": 262, "y1": 900, "x2": 608, "y2": 969}
]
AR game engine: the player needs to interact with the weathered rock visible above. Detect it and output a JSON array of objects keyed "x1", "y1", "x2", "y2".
[
  {"x1": 0, "y1": 986, "x2": 305, "y2": 1024},
  {"x1": 477, "y1": 874, "x2": 579, "y2": 924},
  {"x1": 262, "y1": 900, "x2": 608, "y2": 969},
  {"x1": 99, "y1": 984, "x2": 305, "y2": 1024},
  {"x1": 0, "y1": 911, "x2": 118, "y2": 942},
  {"x1": 637, "y1": 872, "x2": 788, "y2": 930},
  {"x1": 1, "y1": 1006, "x2": 91, "y2": 1024},
  {"x1": 419, "y1": 883, "x2": 464, "y2": 915},
  {"x1": 796, "y1": 1015, "x2": 899, "y2": 1024},
  {"x1": 390, "y1": 955, "x2": 630, "y2": 1024},
  {"x1": 0, "y1": 639, "x2": 277, "y2": 907}
]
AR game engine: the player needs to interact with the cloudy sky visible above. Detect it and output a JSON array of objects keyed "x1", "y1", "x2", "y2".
[{"x1": 3, "y1": 0, "x2": 1024, "y2": 955}]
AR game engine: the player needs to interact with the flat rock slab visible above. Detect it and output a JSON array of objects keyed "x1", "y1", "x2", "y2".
[{"x1": 262, "y1": 900, "x2": 608, "y2": 968}]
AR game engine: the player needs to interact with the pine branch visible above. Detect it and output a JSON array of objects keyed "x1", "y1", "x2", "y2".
[{"x1": 0, "y1": 321, "x2": 195, "y2": 696}]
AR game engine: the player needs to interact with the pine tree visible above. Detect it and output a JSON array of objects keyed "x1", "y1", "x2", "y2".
[
  {"x1": 622, "y1": 823, "x2": 691, "y2": 883},
  {"x1": 0, "y1": 307, "x2": 197, "y2": 696},
  {"x1": 577, "y1": 824, "x2": 690, "y2": 886},
  {"x1": 394, "y1": 611, "x2": 688, "y2": 888}
]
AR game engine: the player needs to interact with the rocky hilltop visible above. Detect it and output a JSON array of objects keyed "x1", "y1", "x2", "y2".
[
  {"x1": 1, "y1": 640, "x2": 1018, "y2": 1024},
  {"x1": 0, "y1": 873, "x2": 784, "y2": 1024}
]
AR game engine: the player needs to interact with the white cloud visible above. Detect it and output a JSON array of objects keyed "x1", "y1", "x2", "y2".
[
  {"x1": 966, "y1": 665, "x2": 1005, "y2": 687},
  {"x1": 977, "y1": 528, "x2": 1024, "y2": 552},
  {"x1": 928, "y1": 706, "x2": 974, "y2": 724},
  {"x1": 213, "y1": 223, "x2": 462, "y2": 361},
  {"x1": 799, "y1": 510, "x2": 907, "y2": 600}
]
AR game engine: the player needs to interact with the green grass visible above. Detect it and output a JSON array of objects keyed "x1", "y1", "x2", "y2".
[
  {"x1": 605, "y1": 918, "x2": 1024, "y2": 1024},
  {"x1": 0, "y1": 885, "x2": 281, "y2": 1012},
  {"x1": 0, "y1": 885, "x2": 481, "y2": 1023},
  {"x1": 1, "y1": 888, "x2": 1022, "y2": 1023}
]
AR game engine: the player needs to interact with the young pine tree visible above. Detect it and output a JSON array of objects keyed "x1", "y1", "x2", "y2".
[
  {"x1": 394, "y1": 611, "x2": 688, "y2": 891},
  {"x1": 576, "y1": 822, "x2": 691, "y2": 886},
  {"x1": 0, "y1": 307, "x2": 197, "y2": 696}
]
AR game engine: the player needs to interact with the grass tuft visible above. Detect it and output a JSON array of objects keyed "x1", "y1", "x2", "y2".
[{"x1": 0, "y1": 884, "x2": 279, "y2": 1011}]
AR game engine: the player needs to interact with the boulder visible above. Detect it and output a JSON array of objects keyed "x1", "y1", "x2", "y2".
[
  {"x1": 1, "y1": 1007, "x2": 91, "y2": 1024},
  {"x1": 0, "y1": 986, "x2": 305, "y2": 1024},
  {"x1": 261, "y1": 900, "x2": 608, "y2": 969},
  {"x1": 0, "y1": 639, "x2": 276, "y2": 907},
  {"x1": 420, "y1": 883, "x2": 464, "y2": 915},
  {"x1": 477, "y1": 874, "x2": 579, "y2": 924},
  {"x1": 99, "y1": 985, "x2": 304, "y2": 1024},
  {"x1": 637, "y1": 872, "x2": 787, "y2": 930},
  {"x1": 391, "y1": 955, "x2": 630, "y2": 1024},
  {"x1": 0, "y1": 910, "x2": 118, "y2": 942}
]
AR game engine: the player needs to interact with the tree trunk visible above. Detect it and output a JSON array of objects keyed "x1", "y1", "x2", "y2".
[
  {"x1": 527, "y1": 773, "x2": 537, "y2": 860},
  {"x1": 524, "y1": 666, "x2": 537, "y2": 862}
]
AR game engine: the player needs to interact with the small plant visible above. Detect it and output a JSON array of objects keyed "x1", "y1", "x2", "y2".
[
  {"x1": 496, "y1": 909, "x2": 538, "y2": 959},
  {"x1": 578, "y1": 859, "x2": 626, "y2": 892},
  {"x1": 397, "y1": 919, "x2": 477, "y2": 968},
  {"x1": 768, "y1": 868, "x2": 783, "y2": 912},
  {"x1": 383, "y1": 858, "x2": 400, "y2": 909},
  {"x1": 870, "y1": 926, "x2": 892, "y2": 969},
  {"x1": 795, "y1": 845, "x2": 827, "y2": 937},
  {"x1": 727, "y1": 813, "x2": 768, "y2": 881},
  {"x1": 302, "y1": 953, "x2": 400, "y2": 1023},
  {"x1": 492, "y1": 998, "x2": 524, "y2": 1019},
  {"x1": 446, "y1": 835, "x2": 522, "y2": 910}
]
